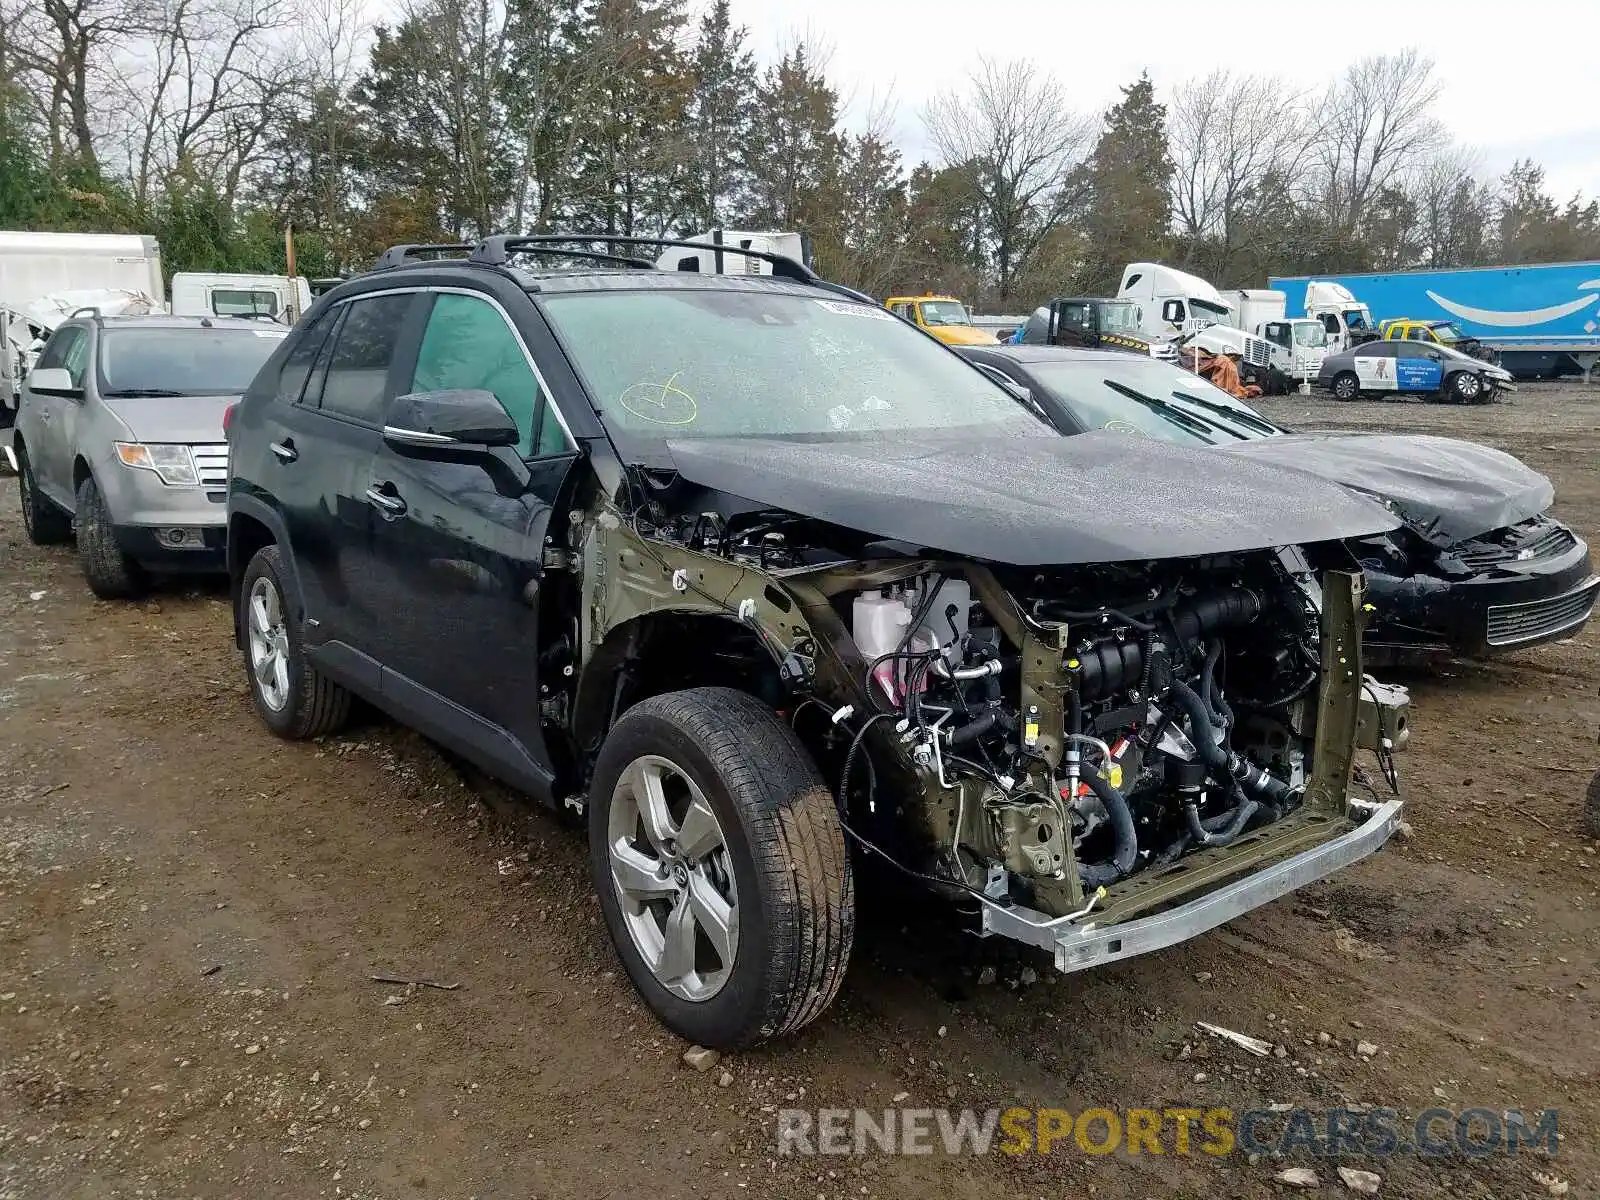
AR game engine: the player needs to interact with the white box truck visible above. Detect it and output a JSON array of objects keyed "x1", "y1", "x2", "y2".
[
  {"x1": 1220, "y1": 288, "x2": 1328, "y2": 385},
  {"x1": 656, "y1": 229, "x2": 812, "y2": 275},
  {"x1": 170, "y1": 272, "x2": 311, "y2": 323},
  {"x1": 1, "y1": 231, "x2": 166, "y2": 427}
]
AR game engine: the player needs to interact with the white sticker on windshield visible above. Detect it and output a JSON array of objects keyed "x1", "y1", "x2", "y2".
[
  {"x1": 253, "y1": 330, "x2": 289, "y2": 339},
  {"x1": 815, "y1": 299, "x2": 893, "y2": 320}
]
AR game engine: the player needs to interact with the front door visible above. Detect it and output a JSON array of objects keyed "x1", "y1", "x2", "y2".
[
  {"x1": 25, "y1": 325, "x2": 90, "y2": 504},
  {"x1": 363, "y1": 289, "x2": 580, "y2": 788}
]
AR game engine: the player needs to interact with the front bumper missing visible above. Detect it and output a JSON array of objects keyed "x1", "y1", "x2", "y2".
[{"x1": 978, "y1": 799, "x2": 1404, "y2": 973}]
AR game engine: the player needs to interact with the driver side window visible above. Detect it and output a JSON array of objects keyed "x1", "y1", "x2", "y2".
[{"x1": 35, "y1": 326, "x2": 90, "y2": 386}]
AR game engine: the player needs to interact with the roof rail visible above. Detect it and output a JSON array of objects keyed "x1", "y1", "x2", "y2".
[
  {"x1": 70, "y1": 306, "x2": 101, "y2": 318},
  {"x1": 470, "y1": 234, "x2": 824, "y2": 287},
  {"x1": 371, "y1": 243, "x2": 474, "y2": 271},
  {"x1": 473, "y1": 239, "x2": 660, "y2": 271}
]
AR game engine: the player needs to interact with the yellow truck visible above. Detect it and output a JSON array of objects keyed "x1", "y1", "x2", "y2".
[
  {"x1": 1378, "y1": 317, "x2": 1497, "y2": 362},
  {"x1": 883, "y1": 294, "x2": 999, "y2": 346}
]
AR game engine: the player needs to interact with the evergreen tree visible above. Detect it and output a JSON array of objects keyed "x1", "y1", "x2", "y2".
[
  {"x1": 1079, "y1": 73, "x2": 1172, "y2": 294},
  {"x1": 684, "y1": 0, "x2": 756, "y2": 230}
]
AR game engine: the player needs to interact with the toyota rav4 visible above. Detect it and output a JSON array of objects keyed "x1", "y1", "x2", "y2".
[{"x1": 225, "y1": 236, "x2": 1411, "y2": 1049}]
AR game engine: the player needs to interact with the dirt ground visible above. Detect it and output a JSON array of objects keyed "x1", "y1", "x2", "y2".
[{"x1": 1, "y1": 383, "x2": 1596, "y2": 1200}]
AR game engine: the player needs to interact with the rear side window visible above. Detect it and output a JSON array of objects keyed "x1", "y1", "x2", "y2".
[
  {"x1": 409, "y1": 293, "x2": 567, "y2": 456},
  {"x1": 318, "y1": 294, "x2": 415, "y2": 423},
  {"x1": 35, "y1": 327, "x2": 90, "y2": 386},
  {"x1": 274, "y1": 308, "x2": 338, "y2": 405}
]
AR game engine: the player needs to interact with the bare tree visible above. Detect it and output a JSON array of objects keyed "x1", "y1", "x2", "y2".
[
  {"x1": 1312, "y1": 48, "x2": 1445, "y2": 232},
  {"x1": 1168, "y1": 69, "x2": 1313, "y2": 276},
  {"x1": 1404, "y1": 146, "x2": 1492, "y2": 267},
  {"x1": 923, "y1": 57, "x2": 1092, "y2": 302}
]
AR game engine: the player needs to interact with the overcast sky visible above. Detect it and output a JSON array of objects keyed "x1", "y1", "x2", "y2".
[{"x1": 728, "y1": 0, "x2": 1600, "y2": 203}]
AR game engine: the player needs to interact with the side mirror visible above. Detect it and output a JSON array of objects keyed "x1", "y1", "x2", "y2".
[
  {"x1": 1161, "y1": 300, "x2": 1184, "y2": 324},
  {"x1": 382, "y1": 389, "x2": 519, "y2": 458},
  {"x1": 27, "y1": 367, "x2": 78, "y2": 396}
]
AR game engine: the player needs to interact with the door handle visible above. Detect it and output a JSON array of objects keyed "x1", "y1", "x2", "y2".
[
  {"x1": 270, "y1": 439, "x2": 298, "y2": 463},
  {"x1": 365, "y1": 484, "x2": 407, "y2": 517}
]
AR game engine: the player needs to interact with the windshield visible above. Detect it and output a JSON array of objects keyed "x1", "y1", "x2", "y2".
[
  {"x1": 918, "y1": 300, "x2": 972, "y2": 327},
  {"x1": 1344, "y1": 308, "x2": 1371, "y2": 330},
  {"x1": 1099, "y1": 301, "x2": 1139, "y2": 334},
  {"x1": 97, "y1": 327, "x2": 285, "y2": 396},
  {"x1": 1292, "y1": 321, "x2": 1327, "y2": 347},
  {"x1": 211, "y1": 288, "x2": 280, "y2": 318},
  {"x1": 1191, "y1": 298, "x2": 1230, "y2": 321},
  {"x1": 542, "y1": 289, "x2": 1040, "y2": 442},
  {"x1": 1429, "y1": 322, "x2": 1464, "y2": 342},
  {"x1": 1025, "y1": 357, "x2": 1287, "y2": 447}
]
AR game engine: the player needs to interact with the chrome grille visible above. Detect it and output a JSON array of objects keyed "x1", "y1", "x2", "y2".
[
  {"x1": 1485, "y1": 578, "x2": 1600, "y2": 647},
  {"x1": 191, "y1": 443, "x2": 229, "y2": 488},
  {"x1": 1450, "y1": 515, "x2": 1577, "y2": 571}
]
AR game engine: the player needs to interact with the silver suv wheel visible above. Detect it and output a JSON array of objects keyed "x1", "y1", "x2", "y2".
[
  {"x1": 605, "y1": 753, "x2": 739, "y2": 1002},
  {"x1": 247, "y1": 574, "x2": 291, "y2": 712}
]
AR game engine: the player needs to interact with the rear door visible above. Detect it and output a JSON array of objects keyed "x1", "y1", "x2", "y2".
[
  {"x1": 24, "y1": 324, "x2": 91, "y2": 504},
  {"x1": 362, "y1": 286, "x2": 581, "y2": 788},
  {"x1": 1351, "y1": 341, "x2": 1400, "y2": 392}
]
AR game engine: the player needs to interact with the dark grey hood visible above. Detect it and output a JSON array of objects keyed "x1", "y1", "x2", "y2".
[
  {"x1": 664, "y1": 431, "x2": 1398, "y2": 565},
  {"x1": 1217, "y1": 433, "x2": 1553, "y2": 547}
]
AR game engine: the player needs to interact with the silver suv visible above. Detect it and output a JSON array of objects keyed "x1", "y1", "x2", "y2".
[{"x1": 8, "y1": 313, "x2": 287, "y2": 597}]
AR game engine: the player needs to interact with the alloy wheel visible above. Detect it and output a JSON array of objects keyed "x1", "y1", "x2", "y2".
[
  {"x1": 247, "y1": 575, "x2": 291, "y2": 712},
  {"x1": 606, "y1": 754, "x2": 739, "y2": 1002}
]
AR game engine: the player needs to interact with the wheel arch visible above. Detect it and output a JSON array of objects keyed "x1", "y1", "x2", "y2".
[
  {"x1": 226, "y1": 496, "x2": 303, "y2": 648},
  {"x1": 571, "y1": 610, "x2": 789, "y2": 757}
]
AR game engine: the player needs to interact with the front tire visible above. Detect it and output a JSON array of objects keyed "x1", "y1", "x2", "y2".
[
  {"x1": 17, "y1": 446, "x2": 71, "y2": 545},
  {"x1": 1449, "y1": 371, "x2": 1484, "y2": 404},
  {"x1": 75, "y1": 475, "x2": 144, "y2": 599},
  {"x1": 1331, "y1": 371, "x2": 1360, "y2": 401},
  {"x1": 589, "y1": 687, "x2": 854, "y2": 1049},
  {"x1": 239, "y1": 544, "x2": 351, "y2": 739}
]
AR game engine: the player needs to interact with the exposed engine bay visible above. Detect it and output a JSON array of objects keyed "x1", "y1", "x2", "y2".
[
  {"x1": 826, "y1": 548, "x2": 1407, "y2": 915},
  {"x1": 582, "y1": 488, "x2": 1411, "y2": 927}
]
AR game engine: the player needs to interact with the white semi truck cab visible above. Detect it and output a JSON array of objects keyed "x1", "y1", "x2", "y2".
[
  {"x1": 655, "y1": 229, "x2": 812, "y2": 275},
  {"x1": 1117, "y1": 261, "x2": 1234, "y2": 339},
  {"x1": 1301, "y1": 281, "x2": 1377, "y2": 352}
]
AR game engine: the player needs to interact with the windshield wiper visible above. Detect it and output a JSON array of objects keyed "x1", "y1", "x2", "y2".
[
  {"x1": 1169, "y1": 389, "x2": 1282, "y2": 438},
  {"x1": 1100, "y1": 379, "x2": 1216, "y2": 443},
  {"x1": 102, "y1": 388, "x2": 189, "y2": 397}
]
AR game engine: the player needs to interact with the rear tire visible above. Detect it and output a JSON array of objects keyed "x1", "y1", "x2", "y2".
[
  {"x1": 589, "y1": 687, "x2": 854, "y2": 1049},
  {"x1": 1331, "y1": 371, "x2": 1360, "y2": 401},
  {"x1": 239, "y1": 544, "x2": 351, "y2": 739},
  {"x1": 75, "y1": 475, "x2": 144, "y2": 599},
  {"x1": 18, "y1": 446, "x2": 71, "y2": 545}
]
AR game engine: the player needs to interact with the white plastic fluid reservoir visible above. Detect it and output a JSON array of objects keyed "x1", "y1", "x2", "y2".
[
  {"x1": 914, "y1": 579, "x2": 971, "y2": 665},
  {"x1": 852, "y1": 592, "x2": 912, "y2": 699}
]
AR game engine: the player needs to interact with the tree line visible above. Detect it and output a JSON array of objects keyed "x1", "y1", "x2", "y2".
[{"x1": 3, "y1": 0, "x2": 1598, "y2": 310}]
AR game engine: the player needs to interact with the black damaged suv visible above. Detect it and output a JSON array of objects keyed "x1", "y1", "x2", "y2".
[{"x1": 226, "y1": 236, "x2": 1409, "y2": 1048}]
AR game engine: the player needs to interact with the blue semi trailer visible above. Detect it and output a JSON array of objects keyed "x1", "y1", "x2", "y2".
[{"x1": 1271, "y1": 262, "x2": 1600, "y2": 379}]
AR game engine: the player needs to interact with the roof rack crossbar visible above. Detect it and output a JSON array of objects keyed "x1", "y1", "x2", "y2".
[
  {"x1": 470, "y1": 234, "x2": 824, "y2": 287},
  {"x1": 372, "y1": 243, "x2": 474, "y2": 270},
  {"x1": 478, "y1": 242, "x2": 660, "y2": 271}
]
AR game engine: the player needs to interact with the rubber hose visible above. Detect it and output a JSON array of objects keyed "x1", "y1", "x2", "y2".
[
  {"x1": 1185, "y1": 796, "x2": 1259, "y2": 846},
  {"x1": 946, "y1": 710, "x2": 999, "y2": 748},
  {"x1": 1168, "y1": 680, "x2": 1295, "y2": 807},
  {"x1": 1075, "y1": 768, "x2": 1139, "y2": 887},
  {"x1": 1075, "y1": 588, "x2": 1263, "y2": 701}
]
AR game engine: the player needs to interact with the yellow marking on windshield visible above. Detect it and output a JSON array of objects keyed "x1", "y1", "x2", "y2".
[{"x1": 619, "y1": 371, "x2": 700, "y2": 426}]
